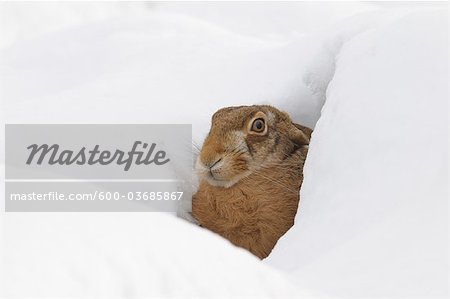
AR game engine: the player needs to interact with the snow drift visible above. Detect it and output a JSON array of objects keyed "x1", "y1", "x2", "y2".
[{"x1": 266, "y1": 8, "x2": 448, "y2": 298}]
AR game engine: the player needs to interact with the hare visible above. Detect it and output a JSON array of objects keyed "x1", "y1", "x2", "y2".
[{"x1": 192, "y1": 105, "x2": 312, "y2": 259}]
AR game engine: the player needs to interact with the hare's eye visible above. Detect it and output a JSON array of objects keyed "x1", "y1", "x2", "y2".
[{"x1": 251, "y1": 118, "x2": 265, "y2": 133}]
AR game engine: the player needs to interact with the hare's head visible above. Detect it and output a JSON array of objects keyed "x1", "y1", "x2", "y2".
[{"x1": 196, "y1": 105, "x2": 311, "y2": 188}]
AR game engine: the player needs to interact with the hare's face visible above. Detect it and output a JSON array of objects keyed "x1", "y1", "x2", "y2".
[{"x1": 196, "y1": 105, "x2": 310, "y2": 188}]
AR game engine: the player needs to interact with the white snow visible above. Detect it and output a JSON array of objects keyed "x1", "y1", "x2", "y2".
[
  {"x1": 266, "y1": 8, "x2": 449, "y2": 299},
  {"x1": 1, "y1": 213, "x2": 321, "y2": 298},
  {"x1": 0, "y1": 2, "x2": 447, "y2": 298}
]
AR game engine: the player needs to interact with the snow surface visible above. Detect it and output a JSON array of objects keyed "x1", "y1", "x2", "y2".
[
  {"x1": 0, "y1": 2, "x2": 448, "y2": 298},
  {"x1": 266, "y1": 8, "x2": 449, "y2": 299}
]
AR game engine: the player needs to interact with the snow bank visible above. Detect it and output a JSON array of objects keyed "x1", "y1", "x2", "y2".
[
  {"x1": 266, "y1": 9, "x2": 448, "y2": 298},
  {"x1": 1, "y1": 213, "x2": 322, "y2": 298},
  {"x1": 0, "y1": 2, "x2": 379, "y2": 136}
]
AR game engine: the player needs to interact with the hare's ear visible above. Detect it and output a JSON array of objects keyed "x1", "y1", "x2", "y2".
[{"x1": 287, "y1": 123, "x2": 312, "y2": 146}]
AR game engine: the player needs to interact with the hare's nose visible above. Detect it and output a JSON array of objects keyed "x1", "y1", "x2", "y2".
[{"x1": 207, "y1": 157, "x2": 222, "y2": 170}]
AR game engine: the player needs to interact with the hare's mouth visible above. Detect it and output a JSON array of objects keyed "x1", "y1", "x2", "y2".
[
  {"x1": 203, "y1": 168, "x2": 253, "y2": 188},
  {"x1": 199, "y1": 168, "x2": 241, "y2": 188},
  {"x1": 204, "y1": 174, "x2": 240, "y2": 188},
  {"x1": 196, "y1": 156, "x2": 249, "y2": 188},
  {"x1": 205, "y1": 174, "x2": 231, "y2": 187}
]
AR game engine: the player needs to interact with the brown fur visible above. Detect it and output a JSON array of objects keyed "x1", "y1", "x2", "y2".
[{"x1": 192, "y1": 105, "x2": 311, "y2": 259}]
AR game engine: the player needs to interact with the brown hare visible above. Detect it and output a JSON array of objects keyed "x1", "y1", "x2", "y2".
[{"x1": 192, "y1": 105, "x2": 312, "y2": 259}]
